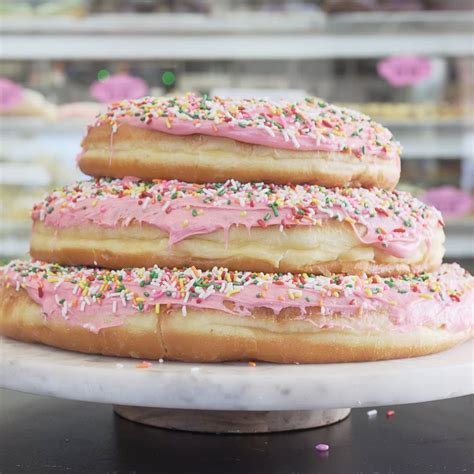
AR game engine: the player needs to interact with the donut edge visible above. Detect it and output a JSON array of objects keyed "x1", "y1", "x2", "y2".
[{"x1": 1, "y1": 286, "x2": 470, "y2": 364}]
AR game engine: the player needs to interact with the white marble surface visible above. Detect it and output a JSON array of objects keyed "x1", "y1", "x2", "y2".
[{"x1": 1, "y1": 337, "x2": 473, "y2": 411}]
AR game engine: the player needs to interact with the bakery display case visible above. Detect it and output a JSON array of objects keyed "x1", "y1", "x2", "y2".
[{"x1": 1, "y1": 0, "x2": 473, "y2": 264}]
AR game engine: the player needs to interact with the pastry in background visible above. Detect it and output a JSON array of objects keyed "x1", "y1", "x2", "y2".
[
  {"x1": 0, "y1": 78, "x2": 57, "y2": 120},
  {"x1": 420, "y1": 186, "x2": 473, "y2": 219}
]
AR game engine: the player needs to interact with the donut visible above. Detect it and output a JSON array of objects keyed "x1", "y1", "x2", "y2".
[
  {"x1": 0, "y1": 87, "x2": 57, "y2": 120},
  {"x1": 30, "y1": 178, "x2": 444, "y2": 276},
  {"x1": 1, "y1": 260, "x2": 472, "y2": 363},
  {"x1": 78, "y1": 94, "x2": 401, "y2": 189}
]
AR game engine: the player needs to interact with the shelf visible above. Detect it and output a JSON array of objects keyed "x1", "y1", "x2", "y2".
[
  {"x1": 1, "y1": 117, "x2": 88, "y2": 134},
  {"x1": 1, "y1": 11, "x2": 472, "y2": 60},
  {"x1": 444, "y1": 218, "x2": 474, "y2": 258},
  {"x1": 1, "y1": 10, "x2": 471, "y2": 34},
  {"x1": 0, "y1": 163, "x2": 51, "y2": 187},
  {"x1": 0, "y1": 238, "x2": 29, "y2": 258},
  {"x1": 3, "y1": 33, "x2": 472, "y2": 60}
]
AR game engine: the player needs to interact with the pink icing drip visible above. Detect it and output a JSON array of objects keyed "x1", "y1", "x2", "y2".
[{"x1": 33, "y1": 188, "x2": 440, "y2": 259}]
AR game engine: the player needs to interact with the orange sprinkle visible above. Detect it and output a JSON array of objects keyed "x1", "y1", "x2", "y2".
[{"x1": 136, "y1": 361, "x2": 152, "y2": 369}]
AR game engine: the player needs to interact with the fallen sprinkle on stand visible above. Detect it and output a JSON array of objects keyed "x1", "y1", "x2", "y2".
[
  {"x1": 367, "y1": 409, "x2": 378, "y2": 417},
  {"x1": 386, "y1": 409, "x2": 395, "y2": 417},
  {"x1": 136, "y1": 361, "x2": 152, "y2": 369},
  {"x1": 116, "y1": 363, "x2": 124, "y2": 369},
  {"x1": 315, "y1": 443, "x2": 330, "y2": 452},
  {"x1": 190, "y1": 367, "x2": 201, "y2": 372},
  {"x1": 158, "y1": 358, "x2": 164, "y2": 364},
  {"x1": 248, "y1": 361, "x2": 257, "y2": 367}
]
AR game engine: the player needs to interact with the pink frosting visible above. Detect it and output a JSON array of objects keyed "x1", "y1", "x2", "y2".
[
  {"x1": 85, "y1": 94, "x2": 402, "y2": 161},
  {"x1": 2, "y1": 260, "x2": 472, "y2": 335},
  {"x1": 32, "y1": 179, "x2": 443, "y2": 259}
]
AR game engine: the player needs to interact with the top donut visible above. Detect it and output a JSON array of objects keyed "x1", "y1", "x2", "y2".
[{"x1": 79, "y1": 94, "x2": 401, "y2": 189}]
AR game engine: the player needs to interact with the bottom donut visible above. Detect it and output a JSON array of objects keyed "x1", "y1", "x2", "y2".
[{"x1": 0, "y1": 260, "x2": 472, "y2": 363}]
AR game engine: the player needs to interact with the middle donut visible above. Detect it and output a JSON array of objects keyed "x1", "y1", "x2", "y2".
[{"x1": 30, "y1": 178, "x2": 444, "y2": 276}]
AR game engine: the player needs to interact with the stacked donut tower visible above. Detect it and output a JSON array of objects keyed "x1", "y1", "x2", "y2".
[{"x1": 1, "y1": 94, "x2": 472, "y2": 363}]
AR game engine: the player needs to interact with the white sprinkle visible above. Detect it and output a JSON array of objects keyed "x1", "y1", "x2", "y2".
[
  {"x1": 290, "y1": 132, "x2": 300, "y2": 149},
  {"x1": 116, "y1": 363, "x2": 124, "y2": 369},
  {"x1": 182, "y1": 306, "x2": 187, "y2": 317},
  {"x1": 158, "y1": 358, "x2": 164, "y2": 364},
  {"x1": 264, "y1": 126, "x2": 276, "y2": 138},
  {"x1": 112, "y1": 301, "x2": 117, "y2": 313},
  {"x1": 367, "y1": 409, "x2": 378, "y2": 417},
  {"x1": 142, "y1": 197, "x2": 150, "y2": 209},
  {"x1": 80, "y1": 301, "x2": 86, "y2": 312},
  {"x1": 162, "y1": 201, "x2": 170, "y2": 212},
  {"x1": 191, "y1": 367, "x2": 200, "y2": 372}
]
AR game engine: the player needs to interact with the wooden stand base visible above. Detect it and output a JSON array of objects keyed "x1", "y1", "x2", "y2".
[{"x1": 113, "y1": 406, "x2": 351, "y2": 433}]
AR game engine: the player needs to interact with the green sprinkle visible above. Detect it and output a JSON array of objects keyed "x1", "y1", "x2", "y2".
[{"x1": 269, "y1": 203, "x2": 279, "y2": 217}]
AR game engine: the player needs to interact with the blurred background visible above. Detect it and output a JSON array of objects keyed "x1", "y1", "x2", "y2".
[{"x1": 0, "y1": 0, "x2": 473, "y2": 269}]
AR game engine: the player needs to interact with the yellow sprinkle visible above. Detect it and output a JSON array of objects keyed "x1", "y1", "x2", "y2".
[
  {"x1": 288, "y1": 291, "x2": 295, "y2": 300},
  {"x1": 240, "y1": 211, "x2": 247, "y2": 217},
  {"x1": 48, "y1": 277, "x2": 59, "y2": 283},
  {"x1": 165, "y1": 118, "x2": 171, "y2": 129},
  {"x1": 225, "y1": 288, "x2": 241, "y2": 297},
  {"x1": 419, "y1": 294, "x2": 433, "y2": 300},
  {"x1": 182, "y1": 219, "x2": 189, "y2": 228},
  {"x1": 155, "y1": 303, "x2": 160, "y2": 314},
  {"x1": 136, "y1": 297, "x2": 145, "y2": 303},
  {"x1": 92, "y1": 200, "x2": 98, "y2": 207}
]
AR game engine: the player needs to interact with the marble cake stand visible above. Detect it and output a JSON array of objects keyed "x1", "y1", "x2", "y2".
[{"x1": 1, "y1": 337, "x2": 473, "y2": 433}]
